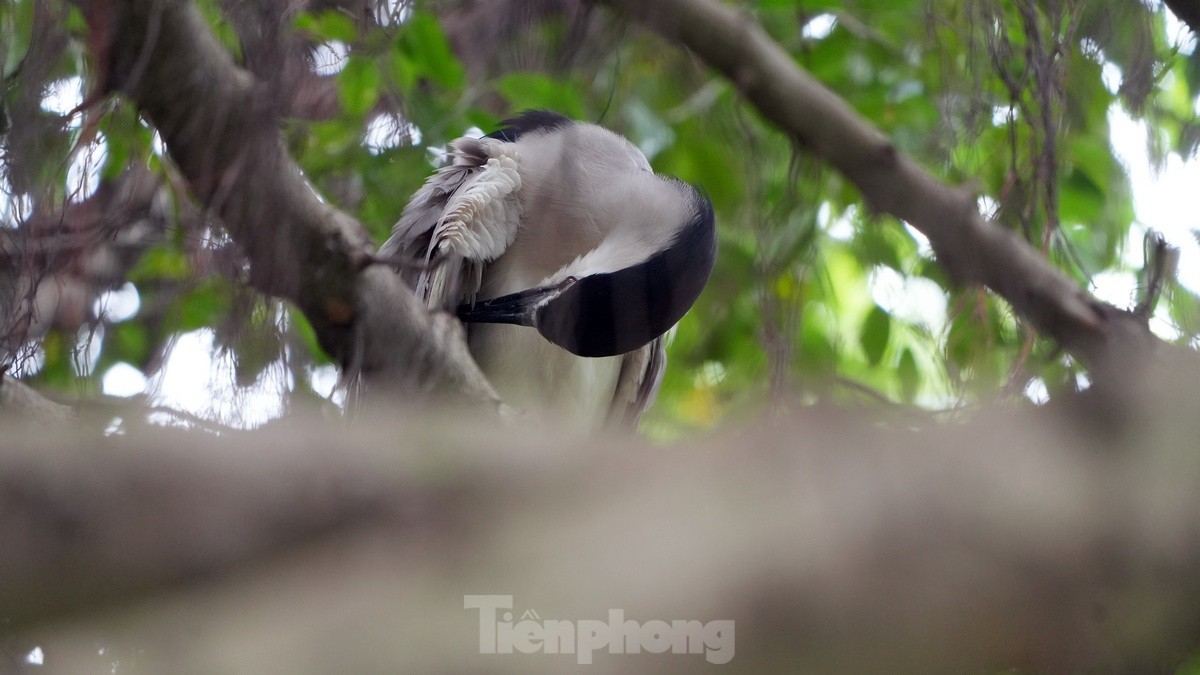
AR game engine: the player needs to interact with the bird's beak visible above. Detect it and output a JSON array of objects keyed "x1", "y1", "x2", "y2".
[{"x1": 456, "y1": 277, "x2": 577, "y2": 327}]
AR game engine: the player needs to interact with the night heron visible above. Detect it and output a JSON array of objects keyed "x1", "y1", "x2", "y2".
[{"x1": 380, "y1": 110, "x2": 716, "y2": 428}]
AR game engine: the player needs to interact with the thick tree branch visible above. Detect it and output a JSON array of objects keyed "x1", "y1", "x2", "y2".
[
  {"x1": 5, "y1": 359, "x2": 1200, "y2": 671},
  {"x1": 75, "y1": 0, "x2": 499, "y2": 405},
  {"x1": 597, "y1": 0, "x2": 1165, "y2": 378},
  {"x1": 0, "y1": 375, "x2": 74, "y2": 422}
]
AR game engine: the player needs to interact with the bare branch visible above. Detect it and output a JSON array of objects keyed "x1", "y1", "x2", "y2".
[{"x1": 596, "y1": 0, "x2": 1165, "y2": 379}]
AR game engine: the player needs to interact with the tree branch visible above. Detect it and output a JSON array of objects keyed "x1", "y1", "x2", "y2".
[
  {"x1": 75, "y1": 0, "x2": 500, "y2": 405},
  {"x1": 5, "y1": 360, "x2": 1200, "y2": 671},
  {"x1": 0, "y1": 374, "x2": 74, "y2": 422},
  {"x1": 597, "y1": 0, "x2": 1165, "y2": 378}
]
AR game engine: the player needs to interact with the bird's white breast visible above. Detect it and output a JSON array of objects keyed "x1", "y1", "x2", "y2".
[{"x1": 468, "y1": 323, "x2": 622, "y2": 428}]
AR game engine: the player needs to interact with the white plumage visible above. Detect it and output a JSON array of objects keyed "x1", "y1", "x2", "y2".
[{"x1": 380, "y1": 111, "x2": 716, "y2": 429}]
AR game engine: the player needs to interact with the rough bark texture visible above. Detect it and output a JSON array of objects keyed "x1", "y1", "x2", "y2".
[{"x1": 74, "y1": 0, "x2": 500, "y2": 405}]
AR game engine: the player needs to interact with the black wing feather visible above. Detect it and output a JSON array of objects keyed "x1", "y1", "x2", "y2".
[{"x1": 485, "y1": 109, "x2": 572, "y2": 143}]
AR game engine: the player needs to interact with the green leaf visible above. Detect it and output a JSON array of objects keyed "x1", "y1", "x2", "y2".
[
  {"x1": 898, "y1": 348, "x2": 920, "y2": 401},
  {"x1": 798, "y1": 303, "x2": 837, "y2": 376},
  {"x1": 494, "y1": 73, "x2": 585, "y2": 119},
  {"x1": 2, "y1": 0, "x2": 34, "y2": 79},
  {"x1": 1059, "y1": 169, "x2": 1105, "y2": 226},
  {"x1": 171, "y1": 280, "x2": 232, "y2": 333},
  {"x1": 234, "y1": 321, "x2": 282, "y2": 388},
  {"x1": 861, "y1": 305, "x2": 891, "y2": 366},
  {"x1": 855, "y1": 226, "x2": 903, "y2": 270},
  {"x1": 337, "y1": 57, "x2": 380, "y2": 117},
  {"x1": 288, "y1": 306, "x2": 332, "y2": 365},
  {"x1": 101, "y1": 133, "x2": 129, "y2": 181},
  {"x1": 294, "y1": 11, "x2": 357, "y2": 43},
  {"x1": 946, "y1": 309, "x2": 979, "y2": 367},
  {"x1": 388, "y1": 49, "x2": 417, "y2": 91},
  {"x1": 110, "y1": 321, "x2": 150, "y2": 367},
  {"x1": 398, "y1": 11, "x2": 465, "y2": 90},
  {"x1": 129, "y1": 246, "x2": 190, "y2": 281},
  {"x1": 1066, "y1": 134, "x2": 1115, "y2": 195},
  {"x1": 38, "y1": 331, "x2": 72, "y2": 388}
]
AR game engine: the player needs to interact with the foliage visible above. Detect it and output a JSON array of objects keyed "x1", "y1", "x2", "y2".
[{"x1": 1, "y1": 0, "x2": 1199, "y2": 436}]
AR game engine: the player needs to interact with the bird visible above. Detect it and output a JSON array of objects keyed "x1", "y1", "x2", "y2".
[{"x1": 379, "y1": 110, "x2": 716, "y2": 429}]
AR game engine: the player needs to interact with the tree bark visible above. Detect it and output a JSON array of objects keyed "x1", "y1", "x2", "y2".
[
  {"x1": 4, "y1": 358, "x2": 1200, "y2": 672},
  {"x1": 0, "y1": 375, "x2": 74, "y2": 422},
  {"x1": 73, "y1": 0, "x2": 501, "y2": 406}
]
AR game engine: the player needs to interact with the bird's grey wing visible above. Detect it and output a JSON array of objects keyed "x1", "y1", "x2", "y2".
[
  {"x1": 379, "y1": 137, "x2": 522, "y2": 308},
  {"x1": 606, "y1": 336, "x2": 667, "y2": 430}
]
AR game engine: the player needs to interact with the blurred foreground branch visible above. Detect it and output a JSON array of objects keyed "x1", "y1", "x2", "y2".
[
  {"x1": 5, "y1": 354, "x2": 1200, "y2": 673},
  {"x1": 0, "y1": 374, "x2": 73, "y2": 422}
]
